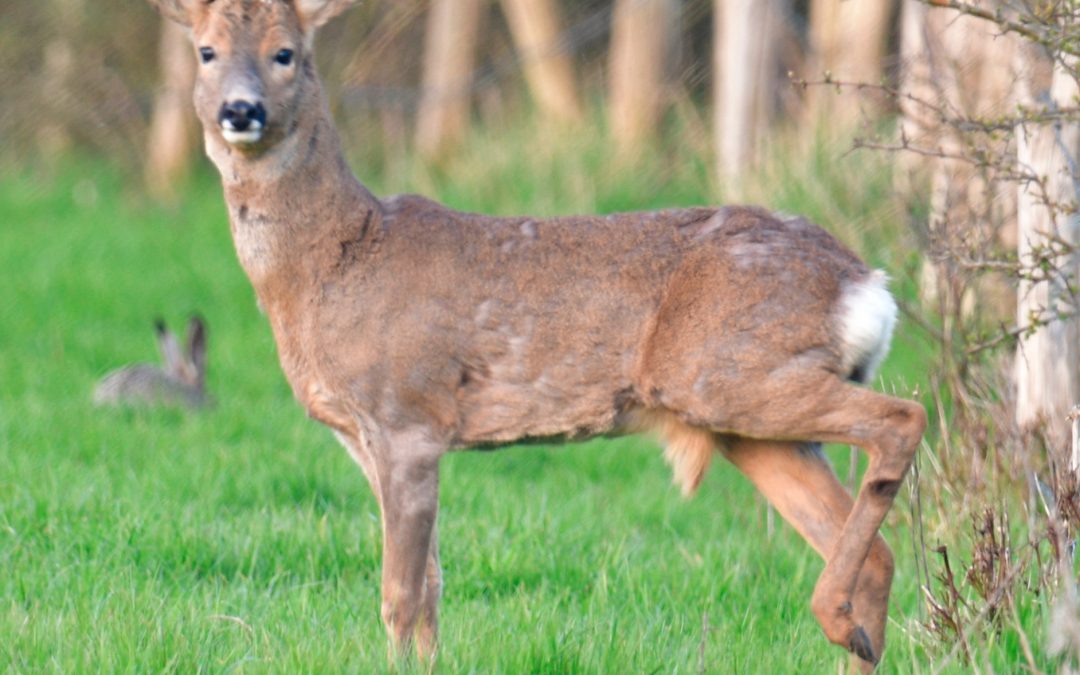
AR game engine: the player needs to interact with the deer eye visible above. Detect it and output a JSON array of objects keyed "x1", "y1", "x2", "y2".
[
  {"x1": 274, "y1": 49, "x2": 294, "y2": 66},
  {"x1": 199, "y1": 47, "x2": 215, "y2": 64}
]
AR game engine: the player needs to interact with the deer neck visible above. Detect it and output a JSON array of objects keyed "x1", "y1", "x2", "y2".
[{"x1": 204, "y1": 80, "x2": 380, "y2": 296}]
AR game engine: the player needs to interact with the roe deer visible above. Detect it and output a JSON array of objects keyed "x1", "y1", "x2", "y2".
[{"x1": 146, "y1": 0, "x2": 926, "y2": 669}]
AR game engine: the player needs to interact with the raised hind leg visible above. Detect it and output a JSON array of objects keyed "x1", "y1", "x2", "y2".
[
  {"x1": 717, "y1": 379, "x2": 925, "y2": 667},
  {"x1": 722, "y1": 438, "x2": 895, "y2": 673}
]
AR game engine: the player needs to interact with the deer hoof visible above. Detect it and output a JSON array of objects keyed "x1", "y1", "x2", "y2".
[{"x1": 849, "y1": 625, "x2": 878, "y2": 665}]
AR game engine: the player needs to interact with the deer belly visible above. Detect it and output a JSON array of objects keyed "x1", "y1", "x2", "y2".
[{"x1": 454, "y1": 363, "x2": 635, "y2": 446}]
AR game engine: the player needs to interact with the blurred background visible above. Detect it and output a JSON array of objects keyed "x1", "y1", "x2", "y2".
[
  {"x1": 0, "y1": 0, "x2": 982, "y2": 189},
  {"x1": 3, "y1": 0, "x2": 1080, "y2": 670},
  {"x1": 3, "y1": 0, "x2": 1070, "y2": 436}
]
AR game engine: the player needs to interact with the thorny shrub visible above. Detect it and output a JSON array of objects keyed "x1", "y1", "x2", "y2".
[{"x1": 799, "y1": 0, "x2": 1080, "y2": 668}]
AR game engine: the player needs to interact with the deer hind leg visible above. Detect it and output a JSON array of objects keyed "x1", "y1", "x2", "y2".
[
  {"x1": 722, "y1": 438, "x2": 895, "y2": 673},
  {"x1": 806, "y1": 392, "x2": 923, "y2": 667},
  {"x1": 720, "y1": 379, "x2": 925, "y2": 667}
]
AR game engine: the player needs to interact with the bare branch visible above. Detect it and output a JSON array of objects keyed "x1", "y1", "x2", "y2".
[{"x1": 920, "y1": 0, "x2": 1080, "y2": 57}]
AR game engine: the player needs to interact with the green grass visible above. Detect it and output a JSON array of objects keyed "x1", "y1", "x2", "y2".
[{"x1": 0, "y1": 134, "x2": 1054, "y2": 673}]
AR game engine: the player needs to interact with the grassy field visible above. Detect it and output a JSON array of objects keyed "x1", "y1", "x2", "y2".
[{"x1": 0, "y1": 132, "x2": 1053, "y2": 673}]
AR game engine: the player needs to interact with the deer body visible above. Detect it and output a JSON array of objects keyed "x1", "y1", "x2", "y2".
[
  {"x1": 237, "y1": 179, "x2": 871, "y2": 454},
  {"x1": 148, "y1": 0, "x2": 926, "y2": 670}
]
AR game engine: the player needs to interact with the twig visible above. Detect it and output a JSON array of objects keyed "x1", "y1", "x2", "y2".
[
  {"x1": 921, "y1": 0, "x2": 1080, "y2": 57},
  {"x1": 897, "y1": 298, "x2": 946, "y2": 344},
  {"x1": 963, "y1": 323, "x2": 1027, "y2": 355},
  {"x1": 1069, "y1": 405, "x2": 1080, "y2": 476},
  {"x1": 207, "y1": 614, "x2": 255, "y2": 638},
  {"x1": 930, "y1": 548, "x2": 1032, "y2": 675},
  {"x1": 1009, "y1": 595, "x2": 1043, "y2": 674},
  {"x1": 914, "y1": 449, "x2": 934, "y2": 606},
  {"x1": 848, "y1": 445, "x2": 859, "y2": 493},
  {"x1": 697, "y1": 611, "x2": 708, "y2": 675},
  {"x1": 909, "y1": 451, "x2": 931, "y2": 623}
]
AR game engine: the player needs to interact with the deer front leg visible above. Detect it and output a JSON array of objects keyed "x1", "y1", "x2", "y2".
[
  {"x1": 377, "y1": 433, "x2": 442, "y2": 662},
  {"x1": 415, "y1": 523, "x2": 442, "y2": 660},
  {"x1": 336, "y1": 428, "x2": 443, "y2": 663}
]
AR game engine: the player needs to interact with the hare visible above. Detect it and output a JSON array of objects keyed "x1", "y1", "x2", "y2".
[{"x1": 93, "y1": 316, "x2": 209, "y2": 409}]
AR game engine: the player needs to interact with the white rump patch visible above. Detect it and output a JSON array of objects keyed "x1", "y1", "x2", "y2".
[{"x1": 837, "y1": 270, "x2": 897, "y2": 383}]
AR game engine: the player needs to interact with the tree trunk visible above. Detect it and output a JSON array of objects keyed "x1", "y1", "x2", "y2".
[
  {"x1": 608, "y1": 0, "x2": 678, "y2": 151},
  {"x1": 499, "y1": 0, "x2": 582, "y2": 125},
  {"x1": 898, "y1": 0, "x2": 1023, "y2": 321},
  {"x1": 714, "y1": 0, "x2": 783, "y2": 185},
  {"x1": 1015, "y1": 57, "x2": 1080, "y2": 451},
  {"x1": 145, "y1": 17, "x2": 198, "y2": 202},
  {"x1": 415, "y1": 0, "x2": 483, "y2": 161},
  {"x1": 38, "y1": 0, "x2": 85, "y2": 157},
  {"x1": 895, "y1": 0, "x2": 933, "y2": 194},
  {"x1": 807, "y1": 0, "x2": 894, "y2": 126}
]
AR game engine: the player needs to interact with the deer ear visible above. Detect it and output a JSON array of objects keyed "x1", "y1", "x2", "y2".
[
  {"x1": 147, "y1": 0, "x2": 202, "y2": 27},
  {"x1": 293, "y1": 0, "x2": 359, "y2": 30}
]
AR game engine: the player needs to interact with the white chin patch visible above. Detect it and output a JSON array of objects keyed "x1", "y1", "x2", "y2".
[{"x1": 221, "y1": 127, "x2": 263, "y2": 146}]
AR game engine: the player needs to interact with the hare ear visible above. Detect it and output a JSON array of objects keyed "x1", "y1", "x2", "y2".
[
  {"x1": 293, "y1": 0, "x2": 359, "y2": 31},
  {"x1": 146, "y1": 0, "x2": 203, "y2": 28},
  {"x1": 155, "y1": 319, "x2": 186, "y2": 376},
  {"x1": 186, "y1": 316, "x2": 208, "y2": 380}
]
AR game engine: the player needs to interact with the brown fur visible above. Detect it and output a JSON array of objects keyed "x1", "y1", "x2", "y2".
[
  {"x1": 146, "y1": 1, "x2": 926, "y2": 669},
  {"x1": 623, "y1": 408, "x2": 715, "y2": 496}
]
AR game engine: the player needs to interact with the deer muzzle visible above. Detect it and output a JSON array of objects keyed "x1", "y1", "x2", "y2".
[{"x1": 219, "y1": 100, "x2": 267, "y2": 145}]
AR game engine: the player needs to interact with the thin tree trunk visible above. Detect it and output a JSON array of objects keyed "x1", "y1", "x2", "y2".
[
  {"x1": 899, "y1": 0, "x2": 1023, "y2": 320},
  {"x1": 1015, "y1": 57, "x2": 1080, "y2": 450},
  {"x1": 608, "y1": 0, "x2": 678, "y2": 151},
  {"x1": 39, "y1": 0, "x2": 85, "y2": 157},
  {"x1": 895, "y1": 0, "x2": 932, "y2": 194},
  {"x1": 145, "y1": 17, "x2": 198, "y2": 202},
  {"x1": 499, "y1": 0, "x2": 582, "y2": 125},
  {"x1": 807, "y1": 0, "x2": 894, "y2": 126},
  {"x1": 714, "y1": 0, "x2": 783, "y2": 185},
  {"x1": 415, "y1": 0, "x2": 483, "y2": 160}
]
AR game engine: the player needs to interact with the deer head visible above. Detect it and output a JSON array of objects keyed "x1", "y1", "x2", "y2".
[{"x1": 147, "y1": 0, "x2": 358, "y2": 155}]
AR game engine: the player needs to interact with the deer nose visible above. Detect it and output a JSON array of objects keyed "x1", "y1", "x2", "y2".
[{"x1": 218, "y1": 100, "x2": 266, "y2": 132}]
